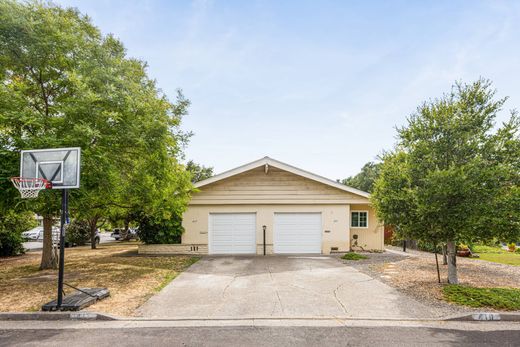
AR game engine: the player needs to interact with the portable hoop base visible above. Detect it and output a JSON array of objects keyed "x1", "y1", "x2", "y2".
[{"x1": 10, "y1": 177, "x2": 51, "y2": 199}]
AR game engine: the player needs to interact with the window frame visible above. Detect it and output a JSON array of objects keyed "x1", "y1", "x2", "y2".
[{"x1": 351, "y1": 210, "x2": 369, "y2": 229}]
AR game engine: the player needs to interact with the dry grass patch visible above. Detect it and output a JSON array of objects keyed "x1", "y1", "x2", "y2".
[{"x1": 0, "y1": 242, "x2": 199, "y2": 316}]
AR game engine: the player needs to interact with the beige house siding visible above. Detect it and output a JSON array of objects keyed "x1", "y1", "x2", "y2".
[
  {"x1": 190, "y1": 166, "x2": 368, "y2": 205},
  {"x1": 349, "y1": 204, "x2": 384, "y2": 250},
  {"x1": 182, "y1": 204, "x2": 351, "y2": 254}
]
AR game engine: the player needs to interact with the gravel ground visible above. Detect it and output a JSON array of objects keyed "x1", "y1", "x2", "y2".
[{"x1": 334, "y1": 247, "x2": 520, "y2": 317}]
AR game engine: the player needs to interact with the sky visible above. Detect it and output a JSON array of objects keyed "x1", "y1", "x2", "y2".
[{"x1": 56, "y1": 0, "x2": 520, "y2": 179}]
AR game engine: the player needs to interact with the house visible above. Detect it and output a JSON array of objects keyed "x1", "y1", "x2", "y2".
[{"x1": 140, "y1": 157, "x2": 384, "y2": 255}]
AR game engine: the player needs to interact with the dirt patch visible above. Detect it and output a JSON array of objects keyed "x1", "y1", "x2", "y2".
[{"x1": 0, "y1": 243, "x2": 199, "y2": 316}]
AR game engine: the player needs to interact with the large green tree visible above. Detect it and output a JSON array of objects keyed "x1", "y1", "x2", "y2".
[
  {"x1": 186, "y1": 160, "x2": 214, "y2": 183},
  {"x1": 339, "y1": 161, "x2": 381, "y2": 193},
  {"x1": 0, "y1": 1, "x2": 192, "y2": 264},
  {"x1": 372, "y1": 79, "x2": 520, "y2": 284}
]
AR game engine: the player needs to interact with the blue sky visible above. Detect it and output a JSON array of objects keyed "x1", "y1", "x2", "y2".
[{"x1": 57, "y1": 0, "x2": 520, "y2": 179}]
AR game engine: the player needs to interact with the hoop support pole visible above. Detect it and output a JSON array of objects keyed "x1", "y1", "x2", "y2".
[{"x1": 56, "y1": 189, "x2": 68, "y2": 308}]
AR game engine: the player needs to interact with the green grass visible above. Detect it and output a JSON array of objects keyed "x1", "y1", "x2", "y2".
[
  {"x1": 341, "y1": 252, "x2": 368, "y2": 261},
  {"x1": 471, "y1": 245, "x2": 520, "y2": 266},
  {"x1": 443, "y1": 285, "x2": 520, "y2": 310}
]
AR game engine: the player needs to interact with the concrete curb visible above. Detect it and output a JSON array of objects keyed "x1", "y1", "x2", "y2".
[
  {"x1": 0, "y1": 312, "x2": 117, "y2": 321},
  {"x1": 1, "y1": 311, "x2": 519, "y2": 322},
  {"x1": 446, "y1": 313, "x2": 520, "y2": 322}
]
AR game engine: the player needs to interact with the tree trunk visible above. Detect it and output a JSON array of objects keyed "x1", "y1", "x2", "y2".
[
  {"x1": 40, "y1": 215, "x2": 57, "y2": 270},
  {"x1": 435, "y1": 251, "x2": 441, "y2": 283},
  {"x1": 89, "y1": 216, "x2": 99, "y2": 249},
  {"x1": 442, "y1": 244, "x2": 448, "y2": 265},
  {"x1": 446, "y1": 241, "x2": 458, "y2": 284},
  {"x1": 122, "y1": 215, "x2": 130, "y2": 241}
]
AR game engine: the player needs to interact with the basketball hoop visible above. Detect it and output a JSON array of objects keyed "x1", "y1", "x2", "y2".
[{"x1": 10, "y1": 177, "x2": 51, "y2": 199}]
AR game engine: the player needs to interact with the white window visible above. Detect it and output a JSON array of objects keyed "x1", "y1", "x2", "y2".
[{"x1": 351, "y1": 211, "x2": 368, "y2": 228}]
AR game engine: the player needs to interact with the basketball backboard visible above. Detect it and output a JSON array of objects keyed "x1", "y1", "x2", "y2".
[{"x1": 20, "y1": 147, "x2": 81, "y2": 189}]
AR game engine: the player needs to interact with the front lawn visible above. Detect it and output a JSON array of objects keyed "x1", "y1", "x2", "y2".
[
  {"x1": 0, "y1": 242, "x2": 199, "y2": 316},
  {"x1": 472, "y1": 245, "x2": 520, "y2": 266},
  {"x1": 443, "y1": 285, "x2": 520, "y2": 310}
]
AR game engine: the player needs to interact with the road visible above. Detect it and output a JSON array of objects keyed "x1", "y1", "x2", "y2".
[
  {"x1": 23, "y1": 232, "x2": 115, "y2": 251},
  {"x1": 1, "y1": 324, "x2": 520, "y2": 346}
]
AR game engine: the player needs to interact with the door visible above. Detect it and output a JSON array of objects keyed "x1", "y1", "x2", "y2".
[
  {"x1": 274, "y1": 213, "x2": 322, "y2": 254},
  {"x1": 209, "y1": 213, "x2": 256, "y2": 254}
]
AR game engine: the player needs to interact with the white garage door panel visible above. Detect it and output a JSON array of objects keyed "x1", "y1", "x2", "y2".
[
  {"x1": 210, "y1": 213, "x2": 256, "y2": 254},
  {"x1": 274, "y1": 213, "x2": 322, "y2": 254}
]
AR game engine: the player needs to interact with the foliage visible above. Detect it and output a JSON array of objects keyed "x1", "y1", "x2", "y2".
[
  {"x1": 136, "y1": 212, "x2": 183, "y2": 244},
  {"x1": 458, "y1": 243, "x2": 469, "y2": 251},
  {"x1": 186, "y1": 160, "x2": 214, "y2": 183},
  {"x1": 65, "y1": 220, "x2": 90, "y2": 246},
  {"x1": 341, "y1": 252, "x2": 368, "y2": 260},
  {"x1": 0, "y1": 1, "x2": 193, "y2": 259},
  {"x1": 443, "y1": 285, "x2": 520, "y2": 310},
  {"x1": 339, "y1": 162, "x2": 381, "y2": 193},
  {"x1": 507, "y1": 243, "x2": 516, "y2": 252},
  {"x1": 0, "y1": 210, "x2": 37, "y2": 256},
  {"x1": 417, "y1": 240, "x2": 440, "y2": 253},
  {"x1": 371, "y1": 79, "x2": 520, "y2": 283}
]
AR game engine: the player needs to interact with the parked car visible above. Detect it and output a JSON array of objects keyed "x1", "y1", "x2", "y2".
[
  {"x1": 21, "y1": 227, "x2": 43, "y2": 241},
  {"x1": 23, "y1": 226, "x2": 61, "y2": 241},
  {"x1": 111, "y1": 228, "x2": 138, "y2": 241}
]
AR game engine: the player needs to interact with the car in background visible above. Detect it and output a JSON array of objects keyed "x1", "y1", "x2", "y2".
[
  {"x1": 22, "y1": 226, "x2": 61, "y2": 241},
  {"x1": 57, "y1": 228, "x2": 101, "y2": 247},
  {"x1": 111, "y1": 228, "x2": 138, "y2": 241},
  {"x1": 21, "y1": 227, "x2": 43, "y2": 241}
]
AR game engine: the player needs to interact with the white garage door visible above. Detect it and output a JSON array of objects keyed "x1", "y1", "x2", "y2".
[
  {"x1": 209, "y1": 213, "x2": 256, "y2": 254},
  {"x1": 274, "y1": 213, "x2": 322, "y2": 254}
]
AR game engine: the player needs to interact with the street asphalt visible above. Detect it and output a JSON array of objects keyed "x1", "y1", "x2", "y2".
[{"x1": 1, "y1": 324, "x2": 520, "y2": 346}]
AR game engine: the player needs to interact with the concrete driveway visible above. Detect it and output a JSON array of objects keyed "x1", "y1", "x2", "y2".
[{"x1": 137, "y1": 256, "x2": 433, "y2": 319}]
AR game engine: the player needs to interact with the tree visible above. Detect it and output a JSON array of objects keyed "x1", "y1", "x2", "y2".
[
  {"x1": 371, "y1": 79, "x2": 520, "y2": 284},
  {"x1": 0, "y1": 1, "x2": 192, "y2": 263},
  {"x1": 339, "y1": 162, "x2": 381, "y2": 193},
  {"x1": 186, "y1": 160, "x2": 214, "y2": 183},
  {"x1": 0, "y1": 210, "x2": 37, "y2": 256}
]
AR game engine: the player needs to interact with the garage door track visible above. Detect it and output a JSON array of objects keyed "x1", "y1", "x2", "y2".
[{"x1": 137, "y1": 256, "x2": 433, "y2": 319}]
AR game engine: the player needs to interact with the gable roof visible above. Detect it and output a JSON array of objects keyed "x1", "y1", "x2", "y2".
[{"x1": 194, "y1": 156, "x2": 370, "y2": 198}]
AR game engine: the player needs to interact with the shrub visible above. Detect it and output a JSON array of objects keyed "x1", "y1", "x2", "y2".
[
  {"x1": 65, "y1": 220, "x2": 90, "y2": 246},
  {"x1": 507, "y1": 243, "x2": 516, "y2": 252},
  {"x1": 416, "y1": 240, "x2": 441, "y2": 253},
  {"x1": 443, "y1": 285, "x2": 520, "y2": 310},
  {"x1": 341, "y1": 252, "x2": 368, "y2": 260},
  {"x1": 0, "y1": 210, "x2": 37, "y2": 257},
  {"x1": 136, "y1": 213, "x2": 183, "y2": 244}
]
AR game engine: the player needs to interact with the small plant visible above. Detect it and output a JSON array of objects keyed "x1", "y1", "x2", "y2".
[
  {"x1": 341, "y1": 252, "x2": 368, "y2": 261},
  {"x1": 458, "y1": 243, "x2": 469, "y2": 251},
  {"x1": 507, "y1": 243, "x2": 516, "y2": 252}
]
